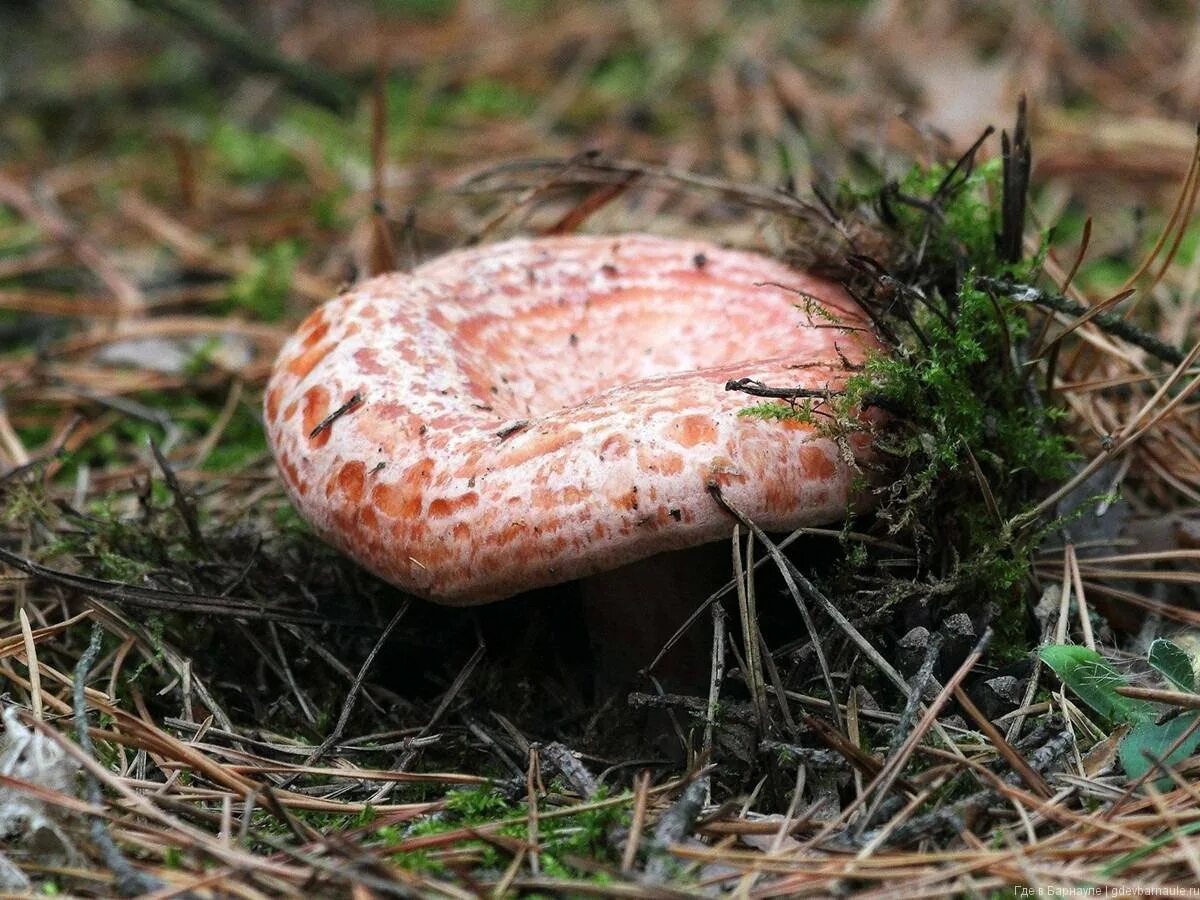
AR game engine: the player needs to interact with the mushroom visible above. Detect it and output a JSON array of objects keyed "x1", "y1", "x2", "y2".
[{"x1": 264, "y1": 234, "x2": 882, "y2": 689}]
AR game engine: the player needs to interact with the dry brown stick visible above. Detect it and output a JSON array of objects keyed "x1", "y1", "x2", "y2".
[
  {"x1": 1114, "y1": 686, "x2": 1200, "y2": 710},
  {"x1": 621, "y1": 770, "x2": 652, "y2": 873}
]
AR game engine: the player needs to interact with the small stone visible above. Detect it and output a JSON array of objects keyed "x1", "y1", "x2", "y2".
[
  {"x1": 897, "y1": 626, "x2": 932, "y2": 674},
  {"x1": 1178, "y1": 518, "x2": 1200, "y2": 549},
  {"x1": 978, "y1": 674, "x2": 1023, "y2": 719},
  {"x1": 853, "y1": 685, "x2": 880, "y2": 712},
  {"x1": 940, "y1": 613, "x2": 976, "y2": 658}
]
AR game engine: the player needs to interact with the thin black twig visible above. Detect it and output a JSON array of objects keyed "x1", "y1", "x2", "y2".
[
  {"x1": 0, "y1": 545, "x2": 341, "y2": 626},
  {"x1": 149, "y1": 439, "x2": 206, "y2": 551},
  {"x1": 309, "y1": 392, "x2": 364, "y2": 440},
  {"x1": 723, "y1": 378, "x2": 837, "y2": 401},
  {"x1": 998, "y1": 96, "x2": 1031, "y2": 265},
  {"x1": 723, "y1": 377, "x2": 904, "y2": 417},
  {"x1": 298, "y1": 602, "x2": 409, "y2": 771}
]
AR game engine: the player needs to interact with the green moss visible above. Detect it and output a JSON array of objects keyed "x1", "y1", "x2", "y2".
[
  {"x1": 444, "y1": 785, "x2": 515, "y2": 819},
  {"x1": 738, "y1": 400, "x2": 819, "y2": 425},
  {"x1": 374, "y1": 0, "x2": 457, "y2": 18},
  {"x1": 224, "y1": 240, "x2": 302, "y2": 321},
  {"x1": 591, "y1": 50, "x2": 653, "y2": 101},
  {"x1": 893, "y1": 158, "x2": 1007, "y2": 272},
  {"x1": 760, "y1": 149, "x2": 1077, "y2": 662},
  {"x1": 201, "y1": 401, "x2": 268, "y2": 471},
  {"x1": 449, "y1": 78, "x2": 537, "y2": 120},
  {"x1": 209, "y1": 121, "x2": 300, "y2": 184},
  {"x1": 375, "y1": 786, "x2": 627, "y2": 883},
  {"x1": 833, "y1": 268, "x2": 1073, "y2": 622}
]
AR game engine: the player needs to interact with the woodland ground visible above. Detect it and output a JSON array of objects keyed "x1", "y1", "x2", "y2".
[{"x1": 1, "y1": 1, "x2": 1199, "y2": 896}]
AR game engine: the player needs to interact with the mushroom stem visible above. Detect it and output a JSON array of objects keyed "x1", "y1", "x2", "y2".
[{"x1": 579, "y1": 544, "x2": 726, "y2": 701}]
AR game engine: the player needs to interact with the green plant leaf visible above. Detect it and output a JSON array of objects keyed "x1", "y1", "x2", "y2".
[
  {"x1": 1119, "y1": 712, "x2": 1200, "y2": 785},
  {"x1": 1038, "y1": 644, "x2": 1154, "y2": 725},
  {"x1": 1147, "y1": 638, "x2": 1197, "y2": 692}
]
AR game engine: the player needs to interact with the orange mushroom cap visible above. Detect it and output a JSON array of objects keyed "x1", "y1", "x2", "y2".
[{"x1": 264, "y1": 234, "x2": 884, "y2": 604}]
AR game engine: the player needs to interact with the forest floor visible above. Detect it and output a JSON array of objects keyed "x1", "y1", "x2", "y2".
[{"x1": 1, "y1": 1, "x2": 1200, "y2": 896}]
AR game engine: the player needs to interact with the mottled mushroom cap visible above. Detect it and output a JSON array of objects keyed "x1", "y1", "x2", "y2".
[{"x1": 264, "y1": 234, "x2": 883, "y2": 604}]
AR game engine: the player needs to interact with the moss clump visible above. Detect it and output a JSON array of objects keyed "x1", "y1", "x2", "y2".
[{"x1": 758, "y1": 129, "x2": 1075, "y2": 658}]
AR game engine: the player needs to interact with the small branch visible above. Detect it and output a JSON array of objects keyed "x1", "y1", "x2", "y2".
[
  {"x1": 982, "y1": 278, "x2": 1187, "y2": 367},
  {"x1": 724, "y1": 377, "x2": 904, "y2": 416},
  {"x1": 128, "y1": 0, "x2": 356, "y2": 112},
  {"x1": 289, "y1": 603, "x2": 410, "y2": 778},
  {"x1": 724, "y1": 378, "x2": 835, "y2": 401}
]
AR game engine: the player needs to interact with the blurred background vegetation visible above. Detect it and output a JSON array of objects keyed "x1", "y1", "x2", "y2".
[{"x1": 2, "y1": 1, "x2": 1200, "y2": 894}]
